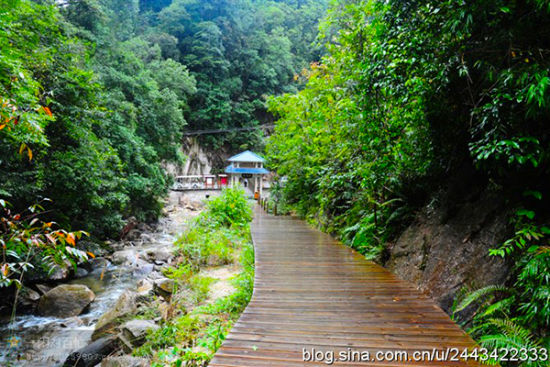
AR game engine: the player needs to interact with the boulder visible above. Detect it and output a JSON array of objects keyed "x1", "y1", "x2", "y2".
[
  {"x1": 101, "y1": 356, "x2": 150, "y2": 367},
  {"x1": 121, "y1": 319, "x2": 159, "y2": 346},
  {"x1": 112, "y1": 250, "x2": 138, "y2": 266},
  {"x1": 92, "y1": 290, "x2": 137, "y2": 340},
  {"x1": 136, "y1": 280, "x2": 154, "y2": 302},
  {"x1": 38, "y1": 284, "x2": 95, "y2": 318},
  {"x1": 63, "y1": 336, "x2": 118, "y2": 367},
  {"x1": 35, "y1": 284, "x2": 51, "y2": 295},
  {"x1": 153, "y1": 278, "x2": 175, "y2": 297},
  {"x1": 75, "y1": 267, "x2": 89, "y2": 278},
  {"x1": 145, "y1": 248, "x2": 172, "y2": 263},
  {"x1": 18, "y1": 287, "x2": 41, "y2": 309}
]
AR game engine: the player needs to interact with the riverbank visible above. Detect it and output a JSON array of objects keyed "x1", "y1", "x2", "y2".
[
  {"x1": 0, "y1": 189, "x2": 239, "y2": 366},
  {"x1": 131, "y1": 188, "x2": 254, "y2": 366}
]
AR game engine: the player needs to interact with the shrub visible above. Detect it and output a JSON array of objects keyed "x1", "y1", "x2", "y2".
[
  {"x1": 0, "y1": 200, "x2": 90, "y2": 289},
  {"x1": 206, "y1": 188, "x2": 253, "y2": 227}
]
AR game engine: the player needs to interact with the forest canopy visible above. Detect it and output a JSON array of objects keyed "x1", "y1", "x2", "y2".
[
  {"x1": 0, "y1": 0, "x2": 326, "y2": 238},
  {"x1": 3, "y1": 0, "x2": 550, "y2": 363}
]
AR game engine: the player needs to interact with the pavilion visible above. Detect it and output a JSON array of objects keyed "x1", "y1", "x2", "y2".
[{"x1": 225, "y1": 150, "x2": 269, "y2": 198}]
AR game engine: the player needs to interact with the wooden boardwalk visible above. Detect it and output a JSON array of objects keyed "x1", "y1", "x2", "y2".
[{"x1": 210, "y1": 206, "x2": 480, "y2": 366}]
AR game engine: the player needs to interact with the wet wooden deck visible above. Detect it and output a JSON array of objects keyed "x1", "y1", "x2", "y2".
[{"x1": 210, "y1": 206, "x2": 480, "y2": 366}]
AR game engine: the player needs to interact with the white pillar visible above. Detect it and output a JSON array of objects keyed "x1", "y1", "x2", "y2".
[{"x1": 259, "y1": 174, "x2": 263, "y2": 198}]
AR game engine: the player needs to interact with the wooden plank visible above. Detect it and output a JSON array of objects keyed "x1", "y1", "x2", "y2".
[{"x1": 210, "y1": 206, "x2": 481, "y2": 366}]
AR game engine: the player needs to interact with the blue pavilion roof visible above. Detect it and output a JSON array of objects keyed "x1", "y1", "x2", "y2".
[
  {"x1": 227, "y1": 150, "x2": 265, "y2": 163},
  {"x1": 225, "y1": 166, "x2": 269, "y2": 174}
]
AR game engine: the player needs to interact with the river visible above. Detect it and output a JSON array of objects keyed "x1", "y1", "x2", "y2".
[{"x1": 0, "y1": 191, "x2": 213, "y2": 366}]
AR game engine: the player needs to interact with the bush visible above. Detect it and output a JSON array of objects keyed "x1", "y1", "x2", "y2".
[
  {"x1": 137, "y1": 188, "x2": 254, "y2": 366},
  {"x1": 206, "y1": 188, "x2": 253, "y2": 227},
  {"x1": 0, "y1": 200, "x2": 90, "y2": 289}
]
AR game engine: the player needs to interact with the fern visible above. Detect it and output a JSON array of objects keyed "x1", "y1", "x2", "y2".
[
  {"x1": 486, "y1": 319, "x2": 538, "y2": 346},
  {"x1": 480, "y1": 297, "x2": 516, "y2": 318},
  {"x1": 478, "y1": 318, "x2": 547, "y2": 367},
  {"x1": 454, "y1": 285, "x2": 511, "y2": 313}
]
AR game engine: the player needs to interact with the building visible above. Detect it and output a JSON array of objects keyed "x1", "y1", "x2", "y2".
[{"x1": 225, "y1": 150, "x2": 269, "y2": 198}]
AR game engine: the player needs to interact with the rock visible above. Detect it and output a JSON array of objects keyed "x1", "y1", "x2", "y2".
[
  {"x1": 75, "y1": 267, "x2": 89, "y2": 278},
  {"x1": 140, "y1": 233, "x2": 154, "y2": 243},
  {"x1": 79, "y1": 240, "x2": 109, "y2": 258},
  {"x1": 146, "y1": 271, "x2": 164, "y2": 281},
  {"x1": 63, "y1": 336, "x2": 118, "y2": 367},
  {"x1": 121, "y1": 319, "x2": 159, "y2": 346},
  {"x1": 126, "y1": 229, "x2": 142, "y2": 241},
  {"x1": 18, "y1": 287, "x2": 41, "y2": 309},
  {"x1": 157, "y1": 301, "x2": 173, "y2": 320},
  {"x1": 145, "y1": 248, "x2": 172, "y2": 263},
  {"x1": 137, "y1": 222, "x2": 152, "y2": 232},
  {"x1": 89, "y1": 257, "x2": 112, "y2": 269},
  {"x1": 386, "y1": 180, "x2": 512, "y2": 314},
  {"x1": 153, "y1": 264, "x2": 164, "y2": 272},
  {"x1": 153, "y1": 278, "x2": 175, "y2": 297},
  {"x1": 185, "y1": 204, "x2": 198, "y2": 211},
  {"x1": 92, "y1": 290, "x2": 137, "y2": 340},
  {"x1": 23, "y1": 287, "x2": 41, "y2": 301},
  {"x1": 136, "y1": 280, "x2": 154, "y2": 302},
  {"x1": 133, "y1": 262, "x2": 154, "y2": 276},
  {"x1": 101, "y1": 356, "x2": 149, "y2": 367},
  {"x1": 35, "y1": 284, "x2": 51, "y2": 295},
  {"x1": 38, "y1": 284, "x2": 95, "y2": 318},
  {"x1": 112, "y1": 250, "x2": 138, "y2": 265},
  {"x1": 48, "y1": 264, "x2": 70, "y2": 281},
  {"x1": 110, "y1": 241, "x2": 126, "y2": 252}
]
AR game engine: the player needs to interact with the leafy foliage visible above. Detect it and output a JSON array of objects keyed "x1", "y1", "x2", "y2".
[
  {"x1": 453, "y1": 207, "x2": 550, "y2": 365},
  {"x1": 136, "y1": 188, "x2": 254, "y2": 365},
  {"x1": 1, "y1": 0, "x2": 325, "y2": 241},
  {"x1": 267, "y1": 0, "x2": 550, "y2": 273},
  {"x1": 0, "y1": 0, "x2": 56, "y2": 149},
  {"x1": 0, "y1": 200, "x2": 90, "y2": 289},
  {"x1": 266, "y1": 1, "x2": 550, "y2": 364},
  {"x1": 206, "y1": 187, "x2": 253, "y2": 227},
  {"x1": 150, "y1": 0, "x2": 329, "y2": 149}
]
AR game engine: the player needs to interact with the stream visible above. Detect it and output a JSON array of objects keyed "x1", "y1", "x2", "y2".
[{"x1": 0, "y1": 192, "x2": 204, "y2": 366}]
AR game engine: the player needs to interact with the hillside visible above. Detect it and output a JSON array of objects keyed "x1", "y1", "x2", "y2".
[
  {"x1": 1, "y1": 1, "x2": 549, "y2": 366},
  {"x1": 266, "y1": 0, "x2": 550, "y2": 364}
]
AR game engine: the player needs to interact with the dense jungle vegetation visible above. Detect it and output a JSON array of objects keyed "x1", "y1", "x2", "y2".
[
  {"x1": 267, "y1": 0, "x2": 550, "y2": 364},
  {"x1": 135, "y1": 188, "x2": 254, "y2": 366},
  {"x1": 2, "y1": 0, "x2": 550, "y2": 365},
  {"x1": 0, "y1": 0, "x2": 325, "y2": 286}
]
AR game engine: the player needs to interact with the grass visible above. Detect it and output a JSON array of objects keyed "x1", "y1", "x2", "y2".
[{"x1": 134, "y1": 188, "x2": 254, "y2": 366}]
